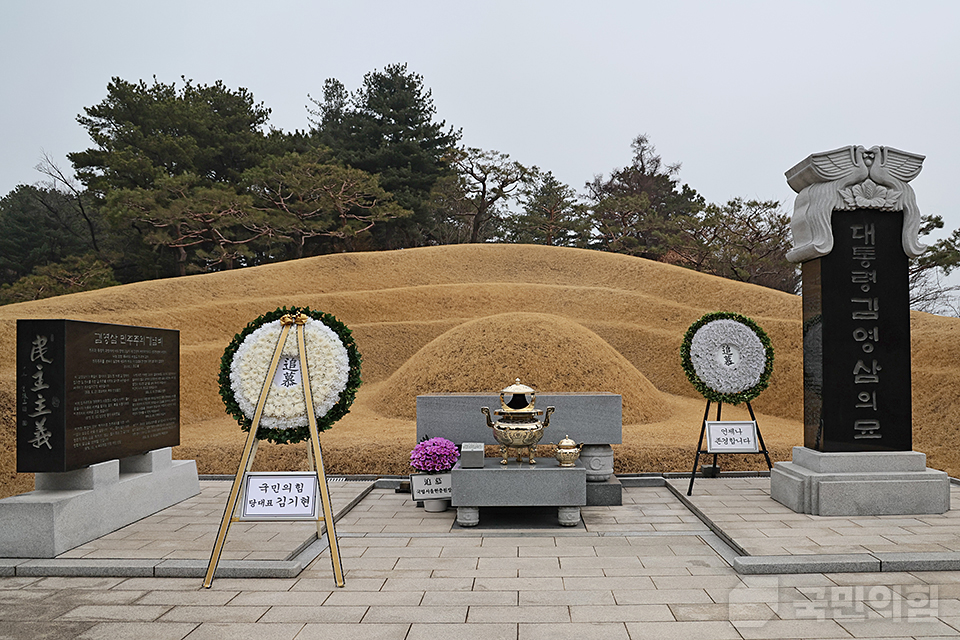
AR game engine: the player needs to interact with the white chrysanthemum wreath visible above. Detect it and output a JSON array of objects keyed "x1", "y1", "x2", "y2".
[
  {"x1": 680, "y1": 312, "x2": 773, "y2": 405},
  {"x1": 219, "y1": 307, "x2": 362, "y2": 445}
]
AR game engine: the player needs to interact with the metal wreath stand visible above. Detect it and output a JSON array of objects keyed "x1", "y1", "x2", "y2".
[
  {"x1": 682, "y1": 313, "x2": 775, "y2": 496},
  {"x1": 687, "y1": 398, "x2": 772, "y2": 496},
  {"x1": 204, "y1": 312, "x2": 344, "y2": 588}
]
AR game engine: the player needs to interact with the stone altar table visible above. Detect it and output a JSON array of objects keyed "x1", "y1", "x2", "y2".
[
  {"x1": 450, "y1": 457, "x2": 586, "y2": 527},
  {"x1": 418, "y1": 392, "x2": 622, "y2": 505}
]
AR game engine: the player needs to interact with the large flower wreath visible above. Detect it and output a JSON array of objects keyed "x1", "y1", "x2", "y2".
[
  {"x1": 219, "y1": 306, "x2": 362, "y2": 444},
  {"x1": 680, "y1": 311, "x2": 774, "y2": 405}
]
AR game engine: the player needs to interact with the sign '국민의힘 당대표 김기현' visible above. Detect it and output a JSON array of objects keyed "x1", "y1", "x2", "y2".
[
  {"x1": 16, "y1": 319, "x2": 180, "y2": 473},
  {"x1": 241, "y1": 472, "x2": 319, "y2": 519}
]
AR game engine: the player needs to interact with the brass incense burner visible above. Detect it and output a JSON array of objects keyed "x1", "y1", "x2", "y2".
[
  {"x1": 481, "y1": 379, "x2": 555, "y2": 465},
  {"x1": 554, "y1": 435, "x2": 583, "y2": 467}
]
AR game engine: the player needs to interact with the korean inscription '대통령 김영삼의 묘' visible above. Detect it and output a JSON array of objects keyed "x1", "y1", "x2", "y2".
[
  {"x1": 789, "y1": 145, "x2": 921, "y2": 452},
  {"x1": 801, "y1": 211, "x2": 912, "y2": 451}
]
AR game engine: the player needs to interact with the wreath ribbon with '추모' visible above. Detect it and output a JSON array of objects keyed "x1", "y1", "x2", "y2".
[
  {"x1": 219, "y1": 306, "x2": 362, "y2": 445},
  {"x1": 680, "y1": 311, "x2": 773, "y2": 405}
]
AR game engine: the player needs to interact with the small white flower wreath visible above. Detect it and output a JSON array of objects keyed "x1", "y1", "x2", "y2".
[
  {"x1": 680, "y1": 312, "x2": 774, "y2": 405},
  {"x1": 219, "y1": 307, "x2": 362, "y2": 444}
]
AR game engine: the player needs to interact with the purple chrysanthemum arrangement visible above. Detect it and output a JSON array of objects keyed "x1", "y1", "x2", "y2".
[{"x1": 410, "y1": 437, "x2": 460, "y2": 472}]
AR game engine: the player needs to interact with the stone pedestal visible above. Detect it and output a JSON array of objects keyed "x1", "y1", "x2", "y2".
[
  {"x1": 585, "y1": 476, "x2": 622, "y2": 506},
  {"x1": 0, "y1": 448, "x2": 199, "y2": 557},
  {"x1": 580, "y1": 444, "x2": 614, "y2": 482},
  {"x1": 451, "y1": 457, "x2": 585, "y2": 527},
  {"x1": 770, "y1": 447, "x2": 949, "y2": 516}
]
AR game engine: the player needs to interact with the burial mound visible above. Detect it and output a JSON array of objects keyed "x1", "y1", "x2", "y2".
[
  {"x1": 2, "y1": 244, "x2": 960, "y2": 495},
  {"x1": 372, "y1": 311, "x2": 669, "y2": 424}
]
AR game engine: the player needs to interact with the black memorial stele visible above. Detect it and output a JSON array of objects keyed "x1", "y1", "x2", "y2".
[
  {"x1": 17, "y1": 319, "x2": 179, "y2": 473},
  {"x1": 802, "y1": 210, "x2": 911, "y2": 452},
  {"x1": 783, "y1": 145, "x2": 927, "y2": 454},
  {"x1": 770, "y1": 145, "x2": 950, "y2": 517}
]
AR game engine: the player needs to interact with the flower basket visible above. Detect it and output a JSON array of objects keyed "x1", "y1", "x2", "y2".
[
  {"x1": 409, "y1": 437, "x2": 459, "y2": 509},
  {"x1": 410, "y1": 437, "x2": 460, "y2": 473}
]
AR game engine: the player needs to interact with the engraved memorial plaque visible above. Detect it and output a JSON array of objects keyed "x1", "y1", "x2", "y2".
[
  {"x1": 786, "y1": 145, "x2": 925, "y2": 453},
  {"x1": 17, "y1": 319, "x2": 180, "y2": 472},
  {"x1": 802, "y1": 210, "x2": 911, "y2": 451}
]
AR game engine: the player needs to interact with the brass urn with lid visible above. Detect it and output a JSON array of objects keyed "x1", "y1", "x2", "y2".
[
  {"x1": 554, "y1": 435, "x2": 583, "y2": 467},
  {"x1": 481, "y1": 379, "x2": 555, "y2": 465}
]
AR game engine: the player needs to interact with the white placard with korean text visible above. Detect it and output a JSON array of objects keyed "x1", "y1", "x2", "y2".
[
  {"x1": 241, "y1": 472, "x2": 318, "y2": 520},
  {"x1": 410, "y1": 472, "x2": 453, "y2": 501},
  {"x1": 705, "y1": 421, "x2": 759, "y2": 453}
]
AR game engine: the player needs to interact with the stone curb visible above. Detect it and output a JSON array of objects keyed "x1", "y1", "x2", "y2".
[
  {"x1": 664, "y1": 477, "x2": 960, "y2": 575},
  {"x1": 734, "y1": 552, "x2": 960, "y2": 574},
  {"x1": 734, "y1": 554, "x2": 881, "y2": 574},
  {"x1": 663, "y1": 479, "x2": 750, "y2": 557}
]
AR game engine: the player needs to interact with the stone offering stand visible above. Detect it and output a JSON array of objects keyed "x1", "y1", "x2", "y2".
[{"x1": 416, "y1": 393, "x2": 622, "y2": 527}]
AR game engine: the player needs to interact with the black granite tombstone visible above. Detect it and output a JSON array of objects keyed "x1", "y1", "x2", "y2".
[
  {"x1": 17, "y1": 319, "x2": 180, "y2": 472},
  {"x1": 802, "y1": 209, "x2": 911, "y2": 452}
]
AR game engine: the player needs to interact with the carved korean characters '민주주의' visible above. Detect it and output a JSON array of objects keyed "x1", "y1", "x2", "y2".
[{"x1": 785, "y1": 145, "x2": 926, "y2": 264}]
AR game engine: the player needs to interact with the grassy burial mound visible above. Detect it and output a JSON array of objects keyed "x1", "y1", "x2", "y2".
[
  {"x1": 1, "y1": 244, "x2": 958, "y2": 498},
  {"x1": 371, "y1": 311, "x2": 669, "y2": 424}
]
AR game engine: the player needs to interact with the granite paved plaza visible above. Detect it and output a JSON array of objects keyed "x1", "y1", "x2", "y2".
[
  {"x1": 676, "y1": 478, "x2": 960, "y2": 556},
  {"x1": 3, "y1": 477, "x2": 960, "y2": 639},
  {"x1": 58, "y1": 481, "x2": 369, "y2": 562}
]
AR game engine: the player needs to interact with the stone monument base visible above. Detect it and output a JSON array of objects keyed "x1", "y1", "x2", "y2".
[
  {"x1": 770, "y1": 447, "x2": 950, "y2": 516},
  {"x1": 0, "y1": 448, "x2": 199, "y2": 558}
]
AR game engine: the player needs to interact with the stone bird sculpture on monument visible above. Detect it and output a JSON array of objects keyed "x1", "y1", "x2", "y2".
[{"x1": 785, "y1": 144, "x2": 926, "y2": 263}]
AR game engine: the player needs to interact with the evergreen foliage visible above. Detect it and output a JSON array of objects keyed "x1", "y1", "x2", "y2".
[
  {"x1": 309, "y1": 63, "x2": 461, "y2": 247},
  {"x1": 3, "y1": 69, "x2": 959, "y2": 313},
  {"x1": 506, "y1": 171, "x2": 590, "y2": 247},
  {"x1": 586, "y1": 134, "x2": 706, "y2": 259},
  {"x1": 69, "y1": 77, "x2": 272, "y2": 195},
  {"x1": 0, "y1": 185, "x2": 96, "y2": 284}
]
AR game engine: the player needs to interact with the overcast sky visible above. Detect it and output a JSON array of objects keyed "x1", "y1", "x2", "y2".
[{"x1": 2, "y1": 0, "x2": 958, "y2": 238}]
